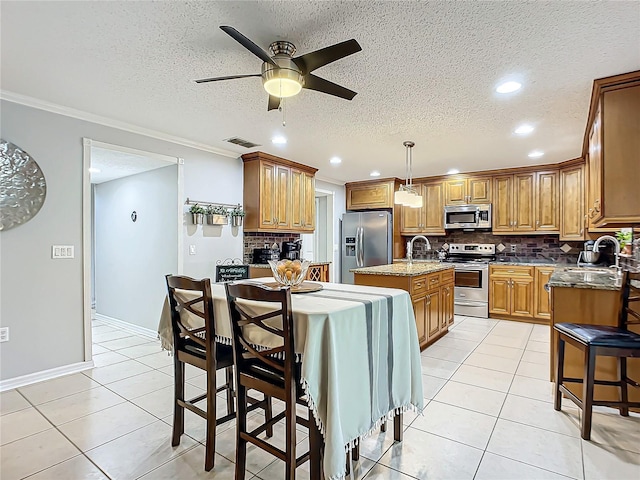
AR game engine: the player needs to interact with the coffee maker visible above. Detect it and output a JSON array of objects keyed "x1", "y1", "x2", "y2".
[
  {"x1": 577, "y1": 240, "x2": 601, "y2": 266},
  {"x1": 281, "y1": 241, "x2": 302, "y2": 261}
]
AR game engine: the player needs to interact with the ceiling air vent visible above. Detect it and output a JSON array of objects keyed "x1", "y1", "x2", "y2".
[{"x1": 224, "y1": 137, "x2": 261, "y2": 149}]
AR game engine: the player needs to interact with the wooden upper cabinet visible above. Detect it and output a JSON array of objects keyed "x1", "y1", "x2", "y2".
[
  {"x1": 492, "y1": 175, "x2": 514, "y2": 233},
  {"x1": 400, "y1": 181, "x2": 445, "y2": 235},
  {"x1": 586, "y1": 75, "x2": 640, "y2": 227},
  {"x1": 535, "y1": 170, "x2": 559, "y2": 232},
  {"x1": 560, "y1": 163, "x2": 586, "y2": 240},
  {"x1": 493, "y1": 171, "x2": 558, "y2": 234},
  {"x1": 242, "y1": 152, "x2": 317, "y2": 233},
  {"x1": 534, "y1": 267, "x2": 554, "y2": 320},
  {"x1": 346, "y1": 179, "x2": 397, "y2": 210},
  {"x1": 444, "y1": 177, "x2": 491, "y2": 205}
]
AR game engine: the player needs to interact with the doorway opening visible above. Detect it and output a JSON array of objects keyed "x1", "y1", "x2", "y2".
[
  {"x1": 300, "y1": 188, "x2": 335, "y2": 281},
  {"x1": 82, "y1": 139, "x2": 183, "y2": 361}
]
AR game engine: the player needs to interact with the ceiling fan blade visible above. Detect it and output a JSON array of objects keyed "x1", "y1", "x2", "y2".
[
  {"x1": 267, "y1": 95, "x2": 281, "y2": 111},
  {"x1": 292, "y1": 39, "x2": 361, "y2": 74},
  {"x1": 220, "y1": 26, "x2": 279, "y2": 68},
  {"x1": 195, "y1": 74, "x2": 261, "y2": 84},
  {"x1": 303, "y1": 74, "x2": 357, "y2": 100}
]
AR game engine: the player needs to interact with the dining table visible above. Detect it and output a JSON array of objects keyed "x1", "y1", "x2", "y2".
[{"x1": 158, "y1": 278, "x2": 425, "y2": 480}]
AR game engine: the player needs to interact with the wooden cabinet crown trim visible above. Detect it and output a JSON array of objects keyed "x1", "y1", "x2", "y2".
[
  {"x1": 344, "y1": 178, "x2": 402, "y2": 188},
  {"x1": 241, "y1": 151, "x2": 318, "y2": 174}
]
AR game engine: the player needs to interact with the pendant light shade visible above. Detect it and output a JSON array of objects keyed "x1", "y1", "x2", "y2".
[{"x1": 394, "y1": 141, "x2": 422, "y2": 207}]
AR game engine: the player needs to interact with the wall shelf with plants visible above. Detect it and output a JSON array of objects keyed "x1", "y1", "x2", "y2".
[{"x1": 185, "y1": 198, "x2": 244, "y2": 227}]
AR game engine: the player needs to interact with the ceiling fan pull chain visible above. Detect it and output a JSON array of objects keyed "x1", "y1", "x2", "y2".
[{"x1": 281, "y1": 98, "x2": 286, "y2": 127}]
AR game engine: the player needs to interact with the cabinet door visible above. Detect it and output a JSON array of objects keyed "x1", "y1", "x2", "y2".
[
  {"x1": 492, "y1": 176, "x2": 513, "y2": 232},
  {"x1": 400, "y1": 192, "x2": 424, "y2": 233},
  {"x1": 468, "y1": 177, "x2": 491, "y2": 203},
  {"x1": 290, "y1": 169, "x2": 304, "y2": 229},
  {"x1": 587, "y1": 106, "x2": 603, "y2": 227},
  {"x1": 441, "y1": 285, "x2": 454, "y2": 327},
  {"x1": 511, "y1": 277, "x2": 534, "y2": 318},
  {"x1": 514, "y1": 173, "x2": 535, "y2": 232},
  {"x1": 275, "y1": 165, "x2": 291, "y2": 229},
  {"x1": 534, "y1": 268, "x2": 554, "y2": 320},
  {"x1": 412, "y1": 295, "x2": 427, "y2": 346},
  {"x1": 346, "y1": 181, "x2": 394, "y2": 210},
  {"x1": 489, "y1": 277, "x2": 510, "y2": 316},
  {"x1": 302, "y1": 172, "x2": 315, "y2": 231},
  {"x1": 560, "y1": 165, "x2": 586, "y2": 240},
  {"x1": 259, "y1": 162, "x2": 278, "y2": 228},
  {"x1": 536, "y1": 171, "x2": 559, "y2": 231},
  {"x1": 426, "y1": 290, "x2": 441, "y2": 339},
  {"x1": 423, "y1": 182, "x2": 445, "y2": 234},
  {"x1": 444, "y1": 179, "x2": 467, "y2": 205}
]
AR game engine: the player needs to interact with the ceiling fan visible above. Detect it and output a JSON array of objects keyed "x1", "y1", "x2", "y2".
[{"x1": 195, "y1": 26, "x2": 362, "y2": 111}]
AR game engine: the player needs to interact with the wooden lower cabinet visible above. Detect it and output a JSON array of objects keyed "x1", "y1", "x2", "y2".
[
  {"x1": 354, "y1": 268, "x2": 455, "y2": 349},
  {"x1": 489, "y1": 265, "x2": 551, "y2": 324}
]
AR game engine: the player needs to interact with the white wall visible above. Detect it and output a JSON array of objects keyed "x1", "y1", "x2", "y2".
[
  {"x1": 315, "y1": 179, "x2": 346, "y2": 281},
  {"x1": 94, "y1": 166, "x2": 178, "y2": 332},
  {"x1": 0, "y1": 100, "x2": 242, "y2": 381}
]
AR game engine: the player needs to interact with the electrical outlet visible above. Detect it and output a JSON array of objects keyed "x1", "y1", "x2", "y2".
[
  {"x1": 0, "y1": 327, "x2": 9, "y2": 343},
  {"x1": 510, "y1": 244, "x2": 517, "y2": 253},
  {"x1": 52, "y1": 245, "x2": 74, "y2": 259},
  {"x1": 189, "y1": 245, "x2": 196, "y2": 255}
]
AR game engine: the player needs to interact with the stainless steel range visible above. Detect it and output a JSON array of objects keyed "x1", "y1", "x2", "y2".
[{"x1": 447, "y1": 243, "x2": 495, "y2": 318}]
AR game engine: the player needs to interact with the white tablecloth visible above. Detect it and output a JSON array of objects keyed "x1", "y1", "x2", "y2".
[{"x1": 158, "y1": 279, "x2": 424, "y2": 480}]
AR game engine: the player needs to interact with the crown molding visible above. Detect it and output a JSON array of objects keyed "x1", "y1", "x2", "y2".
[
  {"x1": 0, "y1": 90, "x2": 239, "y2": 159},
  {"x1": 315, "y1": 175, "x2": 346, "y2": 186}
]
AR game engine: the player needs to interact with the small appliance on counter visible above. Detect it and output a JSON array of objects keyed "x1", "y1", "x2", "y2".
[
  {"x1": 281, "y1": 240, "x2": 302, "y2": 261},
  {"x1": 577, "y1": 240, "x2": 601, "y2": 266},
  {"x1": 253, "y1": 247, "x2": 280, "y2": 264}
]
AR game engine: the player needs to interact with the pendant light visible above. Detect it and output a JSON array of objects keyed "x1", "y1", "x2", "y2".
[{"x1": 394, "y1": 141, "x2": 423, "y2": 208}]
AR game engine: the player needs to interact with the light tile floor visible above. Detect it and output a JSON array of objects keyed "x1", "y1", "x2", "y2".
[{"x1": 1, "y1": 316, "x2": 639, "y2": 479}]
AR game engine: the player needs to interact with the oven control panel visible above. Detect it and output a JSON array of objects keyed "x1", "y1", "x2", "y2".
[{"x1": 449, "y1": 243, "x2": 495, "y2": 255}]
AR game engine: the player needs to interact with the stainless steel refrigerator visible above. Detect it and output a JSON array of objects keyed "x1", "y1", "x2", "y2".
[{"x1": 341, "y1": 211, "x2": 393, "y2": 284}]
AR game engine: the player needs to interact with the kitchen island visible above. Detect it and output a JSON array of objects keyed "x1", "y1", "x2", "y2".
[
  {"x1": 249, "y1": 262, "x2": 331, "y2": 282},
  {"x1": 352, "y1": 263, "x2": 455, "y2": 349},
  {"x1": 548, "y1": 268, "x2": 639, "y2": 410}
]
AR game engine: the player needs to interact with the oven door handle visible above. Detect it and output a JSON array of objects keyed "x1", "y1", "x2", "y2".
[
  {"x1": 454, "y1": 269, "x2": 487, "y2": 274},
  {"x1": 454, "y1": 300, "x2": 487, "y2": 306}
]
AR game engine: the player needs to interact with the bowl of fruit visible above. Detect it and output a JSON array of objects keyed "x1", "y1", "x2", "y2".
[{"x1": 268, "y1": 259, "x2": 310, "y2": 287}]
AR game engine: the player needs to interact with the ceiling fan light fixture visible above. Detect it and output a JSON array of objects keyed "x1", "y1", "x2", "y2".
[
  {"x1": 262, "y1": 59, "x2": 304, "y2": 98},
  {"x1": 263, "y1": 77, "x2": 302, "y2": 98}
]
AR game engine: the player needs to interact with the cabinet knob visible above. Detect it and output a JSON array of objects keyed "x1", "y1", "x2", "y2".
[
  {"x1": 536, "y1": 220, "x2": 540, "y2": 226},
  {"x1": 416, "y1": 282, "x2": 423, "y2": 288}
]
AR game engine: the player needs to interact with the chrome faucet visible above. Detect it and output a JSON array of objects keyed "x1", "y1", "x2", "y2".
[
  {"x1": 593, "y1": 235, "x2": 622, "y2": 276},
  {"x1": 407, "y1": 235, "x2": 431, "y2": 265}
]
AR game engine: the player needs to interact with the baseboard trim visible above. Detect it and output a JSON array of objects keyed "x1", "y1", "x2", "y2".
[
  {"x1": 94, "y1": 313, "x2": 158, "y2": 340},
  {"x1": 0, "y1": 361, "x2": 95, "y2": 392}
]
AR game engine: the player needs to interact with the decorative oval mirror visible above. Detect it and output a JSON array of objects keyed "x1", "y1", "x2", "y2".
[{"x1": 0, "y1": 139, "x2": 47, "y2": 231}]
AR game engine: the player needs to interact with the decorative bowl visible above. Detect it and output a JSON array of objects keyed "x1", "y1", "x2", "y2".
[{"x1": 268, "y1": 259, "x2": 310, "y2": 287}]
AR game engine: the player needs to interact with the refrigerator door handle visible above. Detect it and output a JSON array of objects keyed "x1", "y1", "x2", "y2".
[{"x1": 356, "y1": 227, "x2": 364, "y2": 267}]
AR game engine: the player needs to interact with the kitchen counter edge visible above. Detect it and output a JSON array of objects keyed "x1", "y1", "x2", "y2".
[{"x1": 350, "y1": 263, "x2": 454, "y2": 277}]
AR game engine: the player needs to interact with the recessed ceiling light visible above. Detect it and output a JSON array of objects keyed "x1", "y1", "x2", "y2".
[
  {"x1": 528, "y1": 150, "x2": 544, "y2": 159},
  {"x1": 447, "y1": 169, "x2": 460, "y2": 175},
  {"x1": 514, "y1": 124, "x2": 534, "y2": 135},
  {"x1": 496, "y1": 81, "x2": 522, "y2": 94},
  {"x1": 89, "y1": 167, "x2": 101, "y2": 173},
  {"x1": 370, "y1": 171, "x2": 381, "y2": 177},
  {"x1": 272, "y1": 135, "x2": 287, "y2": 145},
  {"x1": 330, "y1": 156, "x2": 342, "y2": 165}
]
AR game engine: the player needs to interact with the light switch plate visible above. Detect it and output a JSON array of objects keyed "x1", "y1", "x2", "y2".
[
  {"x1": 52, "y1": 245, "x2": 74, "y2": 258},
  {"x1": 0, "y1": 327, "x2": 9, "y2": 343},
  {"x1": 189, "y1": 245, "x2": 196, "y2": 255}
]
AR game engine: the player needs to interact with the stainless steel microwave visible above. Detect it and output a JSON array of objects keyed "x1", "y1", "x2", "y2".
[{"x1": 444, "y1": 204, "x2": 492, "y2": 229}]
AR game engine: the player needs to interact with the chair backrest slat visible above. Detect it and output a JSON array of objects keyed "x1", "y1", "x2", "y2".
[
  {"x1": 622, "y1": 272, "x2": 640, "y2": 329},
  {"x1": 166, "y1": 274, "x2": 216, "y2": 355},
  {"x1": 225, "y1": 282, "x2": 296, "y2": 394}
]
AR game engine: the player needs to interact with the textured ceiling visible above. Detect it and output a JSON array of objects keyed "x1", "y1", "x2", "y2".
[
  {"x1": 2, "y1": 1, "x2": 639, "y2": 183},
  {"x1": 90, "y1": 147, "x2": 173, "y2": 184}
]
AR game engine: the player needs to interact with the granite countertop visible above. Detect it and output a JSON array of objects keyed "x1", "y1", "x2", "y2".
[
  {"x1": 351, "y1": 263, "x2": 454, "y2": 277},
  {"x1": 548, "y1": 267, "x2": 623, "y2": 291},
  {"x1": 393, "y1": 257, "x2": 579, "y2": 268},
  {"x1": 249, "y1": 261, "x2": 331, "y2": 268}
]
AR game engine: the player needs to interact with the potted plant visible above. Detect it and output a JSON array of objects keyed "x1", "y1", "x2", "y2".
[
  {"x1": 230, "y1": 204, "x2": 245, "y2": 227},
  {"x1": 189, "y1": 204, "x2": 205, "y2": 224},
  {"x1": 616, "y1": 229, "x2": 633, "y2": 255},
  {"x1": 206, "y1": 204, "x2": 229, "y2": 225}
]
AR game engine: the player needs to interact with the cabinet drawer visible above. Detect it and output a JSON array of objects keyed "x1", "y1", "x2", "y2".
[
  {"x1": 426, "y1": 273, "x2": 441, "y2": 288},
  {"x1": 411, "y1": 275, "x2": 428, "y2": 295},
  {"x1": 440, "y1": 269, "x2": 454, "y2": 284},
  {"x1": 490, "y1": 265, "x2": 534, "y2": 277}
]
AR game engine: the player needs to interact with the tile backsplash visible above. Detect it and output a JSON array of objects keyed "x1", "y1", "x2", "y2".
[
  {"x1": 407, "y1": 231, "x2": 583, "y2": 262},
  {"x1": 244, "y1": 232, "x2": 301, "y2": 264}
]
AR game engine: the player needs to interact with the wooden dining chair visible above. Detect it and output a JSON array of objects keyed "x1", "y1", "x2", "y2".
[
  {"x1": 165, "y1": 274, "x2": 238, "y2": 471},
  {"x1": 554, "y1": 271, "x2": 640, "y2": 439},
  {"x1": 225, "y1": 282, "x2": 323, "y2": 480}
]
